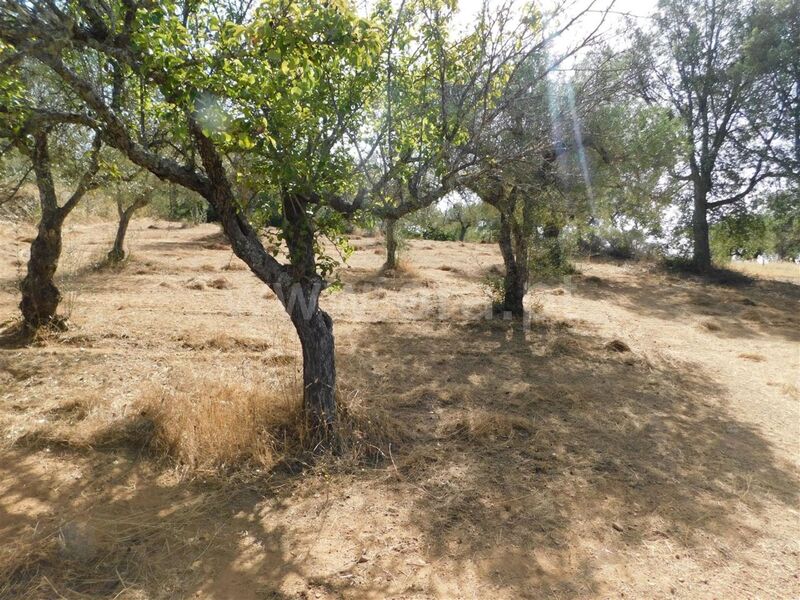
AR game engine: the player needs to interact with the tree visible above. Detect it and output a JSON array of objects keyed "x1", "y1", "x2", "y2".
[
  {"x1": 362, "y1": 0, "x2": 576, "y2": 270},
  {"x1": 0, "y1": 50, "x2": 104, "y2": 332},
  {"x1": 446, "y1": 197, "x2": 482, "y2": 241},
  {"x1": 0, "y1": 0, "x2": 383, "y2": 432},
  {"x1": 4, "y1": 122, "x2": 102, "y2": 331},
  {"x1": 631, "y1": 0, "x2": 785, "y2": 271},
  {"x1": 107, "y1": 172, "x2": 152, "y2": 263}
]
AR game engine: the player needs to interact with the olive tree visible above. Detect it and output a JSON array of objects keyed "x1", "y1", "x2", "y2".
[
  {"x1": 630, "y1": 0, "x2": 788, "y2": 270},
  {"x1": 0, "y1": 0, "x2": 383, "y2": 431},
  {"x1": 0, "y1": 54, "x2": 104, "y2": 331}
]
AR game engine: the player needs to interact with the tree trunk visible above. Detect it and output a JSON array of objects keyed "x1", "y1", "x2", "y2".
[
  {"x1": 17, "y1": 129, "x2": 100, "y2": 332},
  {"x1": 292, "y1": 303, "x2": 336, "y2": 433},
  {"x1": 108, "y1": 205, "x2": 134, "y2": 262},
  {"x1": 692, "y1": 187, "x2": 712, "y2": 271},
  {"x1": 281, "y1": 193, "x2": 337, "y2": 434},
  {"x1": 20, "y1": 212, "x2": 64, "y2": 330},
  {"x1": 108, "y1": 194, "x2": 148, "y2": 263},
  {"x1": 458, "y1": 223, "x2": 468, "y2": 242},
  {"x1": 498, "y1": 212, "x2": 526, "y2": 317},
  {"x1": 384, "y1": 217, "x2": 398, "y2": 269}
]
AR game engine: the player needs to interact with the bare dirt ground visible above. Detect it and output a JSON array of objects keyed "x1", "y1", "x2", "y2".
[{"x1": 0, "y1": 219, "x2": 798, "y2": 599}]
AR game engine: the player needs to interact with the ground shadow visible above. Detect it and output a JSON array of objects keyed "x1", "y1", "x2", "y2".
[
  {"x1": 340, "y1": 316, "x2": 799, "y2": 597},
  {"x1": 0, "y1": 426, "x2": 397, "y2": 600},
  {"x1": 567, "y1": 267, "x2": 800, "y2": 342}
]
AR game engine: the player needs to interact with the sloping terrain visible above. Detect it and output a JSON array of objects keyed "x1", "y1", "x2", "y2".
[{"x1": 0, "y1": 220, "x2": 798, "y2": 599}]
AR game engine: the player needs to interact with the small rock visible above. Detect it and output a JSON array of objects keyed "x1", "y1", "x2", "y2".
[
  {"x1": 611, "y1": 522, "x2": 624, "y2": 532},
  {"x1": 605, "y1": 340, "x2": 631, "y2": 353}
]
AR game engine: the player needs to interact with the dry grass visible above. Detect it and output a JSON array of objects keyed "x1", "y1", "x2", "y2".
[
  {"x1": 740, "y1": 308, "x2": 768, "y2": 323},
  {"x1": 221, "y1": 258, "x2": 248, "y2": 271},
  {"x1": 175, "y1": 332, "x2": 272, "y2": 352},
  {"x1": 728, "y1": 260, "x2": 800, "y2": 283},
  {"x1": 185, "y1": 277, "x2": 206, "y2": 290},
  {"x1": 113, "y1": 375, "x2": 405, "y2": 474},
  {"x1": 701, "y1": 319, "x2": 722, "y2": 331},
  {"x1": 136, "y1": 376, "x2": 304, "y2": 472},
  {"x1": 442, "y1": 409, "x2": 536, "y2": 444},
  {"x1": 207, "y1": 276, "x2": 232, "y2": 290},
  {"x1": 379, "y1": 259, "x2": 418, "y2": 279}
]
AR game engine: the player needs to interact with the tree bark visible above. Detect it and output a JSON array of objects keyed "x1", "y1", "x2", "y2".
[
  {"x1": 281, "y1": 193, "x2": 337, "y2": 433},
  {"x1": 498, "y1": 212, "x2": 527, "y2": 317},
  {"x1": 108, "y1": 195, "x2": 148, "y2": 263},
  {"x1": 20, "y1": 213, "x2": 64, "y2": 329},
  {"x1": 17, "y1": 130, "x2": 99, "y2": 331},
  {"x1": 291, "y1": 303, "x2": 336, "y2": 432},
  {"x1": 108, "y1": 205, "x2": 134, "y2": 262},
  {"x1": 692, "y1": 186, "x2": 712, "y2": 271},
  {"x1": 383, "y1": 217, "x2": 398, "y2": 270}
]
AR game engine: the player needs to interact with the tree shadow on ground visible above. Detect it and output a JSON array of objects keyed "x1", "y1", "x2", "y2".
[
  {"x1": 340, "y1": 316, "x2": 799, "y2": 597},
  {"x1": 0, "y1": 430, "x2": 397, "y2": 600},
  {"x1": 566, "y1": 268, "x2": 800, "y2": 342}
]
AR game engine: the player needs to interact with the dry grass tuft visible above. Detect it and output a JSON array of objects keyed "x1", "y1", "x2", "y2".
[
  {"x1": 129, "y1": 376, "x2": 408, "y2": 474},
  {"x1": 548, "y1": 335, "x2": 582, "y2": 356},
  {"x1": 740, "y1": 308, "x2": 767, "y2": 323},
  {"x1": 442, "y1": 409, "x2": 535, "y2": 444},
  {"x1": 207, "y1": 276, "x2": 232, "y2": 290},
  {"x1": 738, "y1": 353, "x2": 766, "y2": 362},
  {"x1": 700, "y1": 319, "x2": 722, "y2": 331},
  {"x1": 380, "y1": 259, "x2": 418, "y2": 279},
  {"x1": 176, "y1": 332, "x2": 271, "y2": 352},
  {"x1": 136, "y1": 377, "x2": 304, "y2": 472},
  {"x1": 185, "y1": 277, "x2": 205, "y2": 290},
  {"x1": 222, "y1": 259, "x2": 248, "y2": 271},
  {"x1": 202, "y1": 242, "x2": 228, "y2": 251}
]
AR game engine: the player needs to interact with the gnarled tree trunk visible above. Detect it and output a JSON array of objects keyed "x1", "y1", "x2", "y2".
[
  {"x1": 281, "y1": 192, "x2": 337, "y2": 432},
  {"x1": 20, "y1": 213, "x2": 64, "y2": 329},
  {"x1": 498, "y1": 211, "x2": 528, "y2": 317},
  {"x1": 383, "y1": 217, "x2": 398, "y2": 270},
  {"x1": 108, "y1": 194, "x2": 148, "y2": 263},
  {"x1": 291, "y1": 300, "x2": 336, "y2": 431},
  {"x1": 18, "y1": 130, "x2": 100, "y2": 332}
]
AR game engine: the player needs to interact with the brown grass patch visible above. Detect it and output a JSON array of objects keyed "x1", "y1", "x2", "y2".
[
  {"x1": 137, "y1": 378, "x2": 303, "y2": 472},
  {"x1": 700, "y1": 320, "x2": 722, "y2": 331},
  {"x1": 548, "y1": 335, "x2": 583, "y2": 356},
  {"x1": 176, "y1": 332, "x2": 271, "y2": 352},
  {"x1": 222, "y1": 259, "x2": 248, "y2": 271},
  {"x1": 442, "y1": 409, "x2": 535, "y2": 444},
  {"x1": 132, "y1": 376, "x2": 408, "y2": 473},
  {"x1": 207, "y1": 276, "x2": 232, "y2": 290},
  {"x1": 380, "y1": 260, "x2": 418, "y2": 279},
  {"x1": 185, "y1": 277, "x2": 205, "y2": 290},
  {"x1": 738, "y1": 353, "x2": 765, "y2": 362},
  {"x1": 202, "y1": 242, "x2": 228, "y2": 251},
  {"x1": 740, "y1": 308, "x2": 767, "y2": 323}
]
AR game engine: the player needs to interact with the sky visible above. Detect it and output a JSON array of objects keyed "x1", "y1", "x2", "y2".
[{"x1": 453, "y1": 0, "x2": 660, "y2": 57}]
